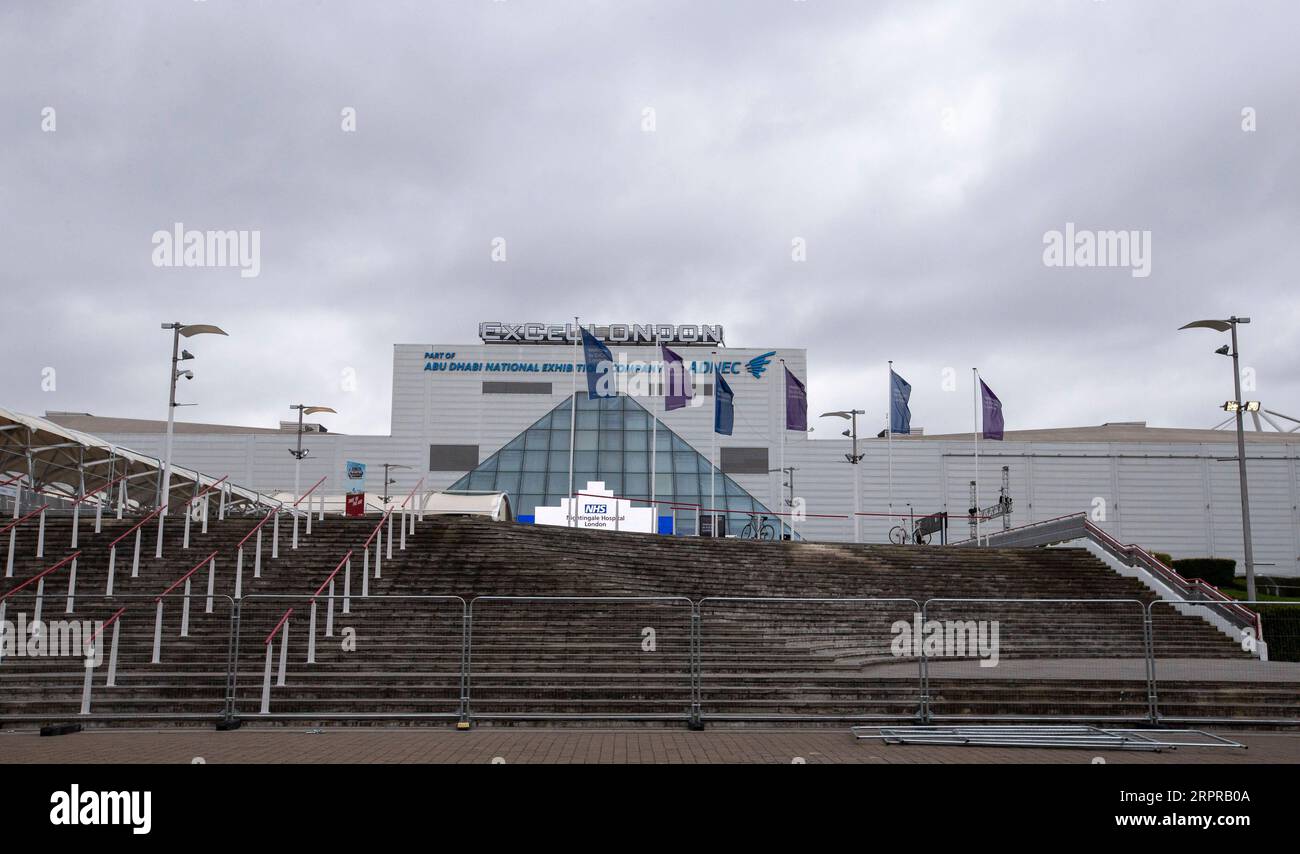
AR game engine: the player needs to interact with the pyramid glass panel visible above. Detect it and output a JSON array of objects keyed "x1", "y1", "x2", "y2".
[{"x1": 447, "y1": 393, "x2": 789, "y2": 537}]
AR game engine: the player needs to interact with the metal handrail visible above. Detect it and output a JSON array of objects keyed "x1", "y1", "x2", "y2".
[
  {"x1": 69, "y1": 472, "x2": 131, "y2": 506},
  {"x1": 399, "y1": 477, "x2": 425, "y2": 510},
  {"x1": 310, "y1": 551, "x2": 352, "y2": 603},
  {"x1": 264, "y1": 607, "x2": 294, "y2": 646},
  {"x1": 235, "y1": 506, "x2": 280, "y2": 549},
  {"x1": 292, "y1": 475, "x2": 327, "y2": 509},
  {"x1": 948, "y1": 512, "x2": 1086, "y2": 546},
  {"x1": 86, "y1": 606, "x2": 128, "y2": 645},
  {"x1": 108, "y1": 503, "x2": 168, "y2": 548},
  {"x1": 0, "y1": 551, "x2": 81, "y2": 602},
  {"x1": 155, "y1": 550, "x2": 220, "y2": 603},
  {"x1": 0, "y1": 504, "x2": 50, "y2": 537},
  {"x1": 361, "y1": 508, "x2": 392, "y2": 548}
]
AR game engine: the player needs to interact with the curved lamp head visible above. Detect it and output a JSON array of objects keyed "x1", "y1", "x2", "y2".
[
  {"x1": 302, "y1": 406, "x2": 337, "y2": 416},
  {"x1": 1179, "y1": 320, "x2": 1232, "y2": 332},
  {"x1": 179, "y1": 324, "x2": 229, "y2": 338}
]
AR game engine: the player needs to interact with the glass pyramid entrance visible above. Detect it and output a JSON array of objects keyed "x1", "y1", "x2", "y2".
[{"x1": 448, "y1": 393, "x2": 783, "y2": 536}]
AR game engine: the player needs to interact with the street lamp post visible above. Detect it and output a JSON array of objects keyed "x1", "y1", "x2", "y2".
[
  {"x1": 156, "y1": 322, "x2": 227, "y2": 557},
  {"x1": 821, "y1": 409, "x2": 866, "y2": 543},
  {"x1": 1179, "y1": 316, "x2": 1257, "y2": 600},
  {"x1": 380, "y1": 463, "x2": 411, "y2": 506},
  {"x1": 288, "y1": 404, "x2": 337, "y2": 502}
]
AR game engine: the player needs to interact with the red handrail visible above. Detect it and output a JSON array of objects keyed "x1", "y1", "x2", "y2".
[
  {"x1": 399, "y1": 477, "x2": 425, "y2": 510},
  {"x1": 0, "y1": 473, "x2": 26, "y2": 488},
  {"x1": 0, "y1": 551, "x2": 81, "y2": 602},
  {"x1": 155, "y1": 550, "x2": 219, "y2": 603},
  {"x1": 361, "y1": 508, "x2": 393, "y2": 547},
  {"x1": 70, "y1": 472, "x2": 131, "y2": 506},
  {"x1": 235, "y1": 506, "x2": 280, "y2": 549},
  {"x1": 108, "y1": 504, "x2": 168, "y2": 548},
  {"x1": 265, "y1": 608, "x2": 294, "y2": 645},
  {"x1": 190, "y1": 475, "x2": 229, "y2": 503},
  {"x1": 86, "y1": 607, "x2": 128, "y2": 645},
  {"x1": 0, "y1": 504, "x2": 51, "y2": 537},
  {"x1": 292, "y1": 475, "x2": 328, "y2": 509},
  {"x1": 310, "y1": 551, "x2": 353, "y2": 602}
]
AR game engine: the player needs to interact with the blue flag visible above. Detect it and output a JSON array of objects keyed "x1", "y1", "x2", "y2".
[
  {"x1": 980, "y1": 379, "x2": 1004, "y2": 440},
  {"x1": 582, "y1": 326, "x2": 616, "y2": 399},
  {"x1": 662, "y1": 344, "x2": 693, "y2": 411},
  {"x1": 889, "y1": 369, "x2": 912, "y2": 434},
  {"x1": 784, "y1": 366, "x2": 807, "y2": 431},
  {"x1": 714, "y1": 373, "x2": 734, "y2": 435}
]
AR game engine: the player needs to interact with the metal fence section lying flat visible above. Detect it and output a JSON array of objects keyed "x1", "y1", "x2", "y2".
[
  {"x1": 232, "y1": 595, "x2": 467, "y2": 721},
  {"x1": 921, "y1": 598, "x2": 1152, "y2": 722},
  {"x1": 0, "y1": 593, "x2": 235, "y2": 721},
  {"x1": 1149, "y1": 599, "x2": 1300, "y2": 725},
  {"x1": 466, "y1": 596, "x2": 694, "y2": 722},
  {"x1": 697, "y1": 597, "x2": 922, "y2": 723}
]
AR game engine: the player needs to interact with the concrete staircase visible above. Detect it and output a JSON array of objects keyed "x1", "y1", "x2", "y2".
[{"x1": 0, "y1": 514, "x2": 1293, "y2": 727}]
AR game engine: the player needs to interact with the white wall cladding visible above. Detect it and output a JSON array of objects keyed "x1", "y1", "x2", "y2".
[{"x1": 83, "y1": 341, "x2": 1299, "y2": 578}]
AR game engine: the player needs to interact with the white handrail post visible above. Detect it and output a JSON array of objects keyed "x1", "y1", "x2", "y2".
[
  {"x1": 0, "y1": 601, "x2": 7, "y2": 664},
  {"x1": 307, "y1": 601, "x2": 317, "y2": 664},
  {"x1": 386, "y1": 513, "x2": 393, "y2": 560},
  {"x1": 272, "y1": 512, "x2": 280, "y2": 560},
  {"x1": 234, "y1": 547, "x2": 244, "y2": 599},
  {"x1": 105, "y1": 546, "x2": 116, "y2": 595},
  {"x1": 259, "y1": 643, "x2": 274, "y2": 714},
  {"x1": 400, "y1": 508, "x2": 407, "y2": 551},
  {"x1": 180, "y1": 578, "x2": 191, "y2": 637},
  {"x1": 5, "y1": 528, "x2": 15, "y2": 578},
  {"x1": 306, "y1": 504, "x2": 313, "y2": 536},
  {"x1": 276, "y1": 622, "x2": 289, "y2": 686},
  {"x1": 64, "y1": 556, "x2": 77, "y2": 614},
  {"x1": 151, "y1": 600, "x2": 163, "y2": 664},
  {"x1": 375, "y1": 532, "x2": 382, "y2": 579},
  {"x1": 154, "y1": 512, "x2": 165, "y2": 559},
  {"x1": 36, "y1": 508, "x2": 45, "y2": 558},
  {"x1": 182, "y1": 498, "x2": 192, "y2": 549},
  {"x1": 131, "y1": 528, "x2": 142, "y2": 578},
  {"x1": 206, "y1": 558, "x2": 216, "y2": 613},
  {"x1": 317, "y1": 494, "x2": 324, "y2": 522},
  {"x1": 117, "y1": 478, "x2": 126, "y2": 519},
  {"x1": 254, "y1": 528, "x2": 263, "y2": 578},
  {"x1": 80, "y1": 652, "x2": 94, "y2": 715},
  {"x1": 201, "y1": 494, "x2": 210, "y2": 534},
  {"x1": 218, "y1": 484, "x2": 227, "y2": 521},
  {"x1": 362, "y1": 549, "x2": 370, "y2": 598},
  {"x1": 326, "y1": 578, "x2": 335, "y2": 637},
  {"x1": 106, "y1": 621, "x2": 121, "y2": 687},
  {"x1": 342, "y1": 557, "x2": 351, "y2": 614},
  {"x1": 33, "y1": 577, "x2": 45, "y2": 625},
  {"x1": 292, "y1": 512, "x2": 300, "y2": 550},
  {"x1": 94, "y1": 493, "x2": 103, "y2": 534},
  {"x1": 71, "y1": 500, "x2": 80, "y2": 548}
]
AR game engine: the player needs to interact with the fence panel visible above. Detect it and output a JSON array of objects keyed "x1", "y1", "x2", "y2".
[
  {"x1": 922, "y1": 598, "x2": 1150, "y2": 722},
  {"x1": 1150, "y1": 599, "x2": 1300, "y2": 725},
  {"x1": 698, "y1": 597, "x2": 922, "y2": 722},
  {"x1": 467, "y1": 596, "x2": 693, "y2": 722},
  {"x1": 232, "y1": 594, "x2": 466, "y2": 721},
  {"x1": 0, "y1": 592, "x2": 234, "y2": 722}
]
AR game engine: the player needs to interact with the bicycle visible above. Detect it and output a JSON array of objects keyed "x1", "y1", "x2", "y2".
[{"x1": 740, "y1": 514, "x2": 778, "y2": 541}]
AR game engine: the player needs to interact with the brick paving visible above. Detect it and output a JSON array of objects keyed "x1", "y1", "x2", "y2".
[{"x1": 2, "y1": 726, "x2": 1298, "y2": 764}]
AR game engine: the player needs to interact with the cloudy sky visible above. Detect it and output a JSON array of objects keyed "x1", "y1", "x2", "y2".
[{"x1": 2, "y1": 0, "x2": 1297, "y2": 438}]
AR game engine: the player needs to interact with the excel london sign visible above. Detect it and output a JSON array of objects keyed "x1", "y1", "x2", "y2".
[{"x1": 479, "y1": 322, "x2": 724, "y2": 346}]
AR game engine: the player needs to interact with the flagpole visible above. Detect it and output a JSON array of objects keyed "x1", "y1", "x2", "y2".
[
  {"x1": 887, "y1": 360, "x2": 894, "y2": 531},
  {"x1": 710, "y1": 351, "x2": 717, "y2": 538},
  {"x1": 779, "y1": 358, "x2": 787, "y2": 542},
  {"x1": 973, "y1": 367, "x2": 980, "y2": 546},
  {"x1": 650, "y1": 335, "x2": 658, "y2": 533},
  {"x1": 569, "y1": 316, "x2": 579, "y2": 528}
]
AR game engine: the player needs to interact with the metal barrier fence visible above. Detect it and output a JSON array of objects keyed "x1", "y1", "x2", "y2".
[
  {"x1": 467, "y1": 596, "x2": 693, "y2": 722},
  {"x1": 697, "y1": 597, "x2": 922, "y2": 722},
  {"x1": 2, "y1": 594, "x2": 1298, "y2": 726},
  {"x1": 232, "y1": 594, "x2": 466, "y2": 721}
]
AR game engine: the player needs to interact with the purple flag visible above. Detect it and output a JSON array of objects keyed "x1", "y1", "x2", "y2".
[
  {"x1": 980, "y1": 379, "x2": 1004, "y2": 440},
  {"x1": 784, "y1": 366, "x2": 807, "y2": 431},
  {"x1": 661, "y1": 344, "x2": 693, "y2": 411}
]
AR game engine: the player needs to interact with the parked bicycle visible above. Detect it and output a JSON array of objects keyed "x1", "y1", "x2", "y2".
[{"x1": 740, "y1": 513, "x2": 778, "y2": 541}]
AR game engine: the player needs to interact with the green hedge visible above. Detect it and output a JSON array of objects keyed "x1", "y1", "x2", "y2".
[
  {"x1": 1258, "y1": 605, "x2": 1300, "y2": 662},
  {"x1": 1151, "y1": 551, "x2": 1174, "y2": 566},
  {"x1": 1172, "y1": 557, "x2": 1237, "y2": 588}
]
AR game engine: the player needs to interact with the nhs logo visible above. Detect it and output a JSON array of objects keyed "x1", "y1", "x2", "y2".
[{"x1": 583, "y1": 503, "x2": 608, "y2": 514}]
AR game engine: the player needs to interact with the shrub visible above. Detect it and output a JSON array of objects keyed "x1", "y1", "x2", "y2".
[
  {"x1": 1172, "y1": 557, "x2": 1237, "y2": 588},
  {"x1": 1257, "y1": 605, "x2": 1300, "y2": 662},
  {"x1": 1151, "y1": 551, "x2": 1174, "y2": 566}
]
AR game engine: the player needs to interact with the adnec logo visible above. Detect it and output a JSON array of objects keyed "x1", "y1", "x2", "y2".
[{"x1": 745, "y1": 351, "x2": 776, "y2": 379}]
